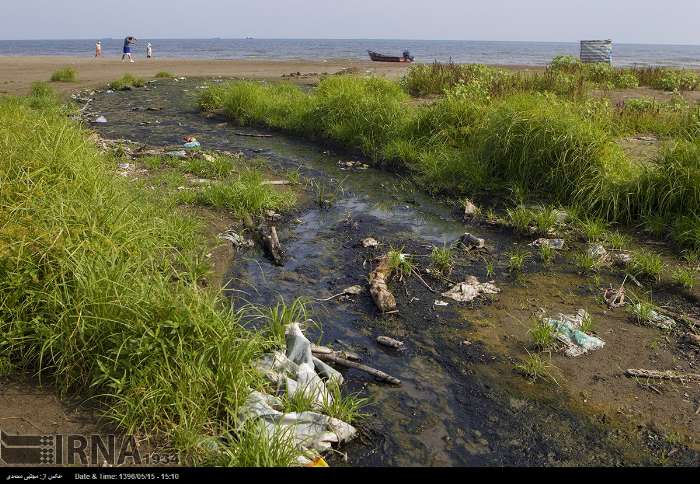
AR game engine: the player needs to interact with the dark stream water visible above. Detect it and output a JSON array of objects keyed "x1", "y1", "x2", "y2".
[{"x1": 87, "y1": 78, "x2": 677, "y2": 466}]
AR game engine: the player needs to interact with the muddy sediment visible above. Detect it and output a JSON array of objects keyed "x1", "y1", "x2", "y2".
[{"x1": 86, "y1": 77, "x2": 700, "y2": 466}]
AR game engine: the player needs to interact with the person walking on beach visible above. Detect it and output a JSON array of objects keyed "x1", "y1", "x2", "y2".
[
  {"x1": 122, "y1": 36, "x2": 136, "y2": 62},
  {"x1": 146, "y1": 42, "x2": 153, "y2": 59},
  {"x1": 95, "y1": 41, "x2": 102, "y2": 57}
]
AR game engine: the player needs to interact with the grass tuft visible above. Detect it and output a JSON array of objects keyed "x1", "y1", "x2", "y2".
[
  {"x1": 50, "y1": 67, "x2": 77, "y2": 82},
  {"x1": 110, "y1": 74, "x2": 146, "y2": 90}
]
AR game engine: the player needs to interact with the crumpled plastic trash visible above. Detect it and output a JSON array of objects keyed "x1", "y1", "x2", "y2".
[
  {"x1": 544, "y1": 309, "x2": 605, "y2": 357},
  {"x1": 256, "y1": 324, "x2": 343, "y2": 406},
  {"x1": 587, "y1": 244, "x2": 608, "y2": 261},
  {"x1": 441, "y1": 276, "x2": 500, "y2": 302},
  {"x1": 218, "y1": 230, "x2": 254, "y2": 249},
  {"x1": 631, "y1": 303, "x2": 676, "y2": 330},
  {"x1": 361, "y1": 237, "x2": 379, "y2": 248},
  {"x1": 238, "y1": 391, "x2": 356, "y2": 457},
  {"x1": 94, "y1": 115, "x2": 107, "y2": 123},
  {"x1": 239, "y1": 323, "x2": 356, "y2": 464}
]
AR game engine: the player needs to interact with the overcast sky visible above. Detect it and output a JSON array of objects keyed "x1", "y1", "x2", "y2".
[{"x1": 4, "y1": 0, "x2": 699, "y2": 45}]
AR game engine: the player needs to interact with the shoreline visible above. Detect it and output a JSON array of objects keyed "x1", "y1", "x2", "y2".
[{"x1": 0, "y1": 56, "x2": 544, "y2": 96}]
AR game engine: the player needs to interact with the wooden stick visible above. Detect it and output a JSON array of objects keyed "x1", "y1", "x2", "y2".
[
  {"x1": 235, "y1": 132, "x2": 273, "y2": 138},
  {"x1": 314, "y1": 352, "x2": 401, "y2": 385},
  {"x1": 259, "y1": 224, "x2": 284, "y2": 265},
  {"x1": 311, "y1": 346, "x2": 360, "y2": 362},
  {"x1": 411, "y1": 268, "x2": 436, "y2": 293},
  {"x1": 625, "y1": 368, "x2": 700, "y2": 382}
]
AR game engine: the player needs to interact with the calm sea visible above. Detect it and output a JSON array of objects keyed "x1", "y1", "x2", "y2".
[{"x1": 1, "y1": 38, "x2": 699, "y2": 67}]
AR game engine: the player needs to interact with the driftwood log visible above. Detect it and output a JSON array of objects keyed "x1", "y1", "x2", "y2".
[
  {"x1": 259, "y1": 224, "x2": 284, "y2": 265},
  {"x1": 310, "y1": 344, "x2": 360, "y2": 362},
  {"x1": 314, "y1": 351, "x2": 401, "y2": 385},
  {"x1": 376, "y1": 336, "x2": 404, "y2": 349},
  {"x1": 369, "y1": 255, "x2": 396, "y2": 313},
  {"x1": 625, "y1": 368, "x2": 700, "y2": 382}
]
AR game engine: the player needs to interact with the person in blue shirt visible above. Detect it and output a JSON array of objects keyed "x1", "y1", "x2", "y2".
[{"x1": 122, "y1": 36, "x2": 136, "y2": 62}]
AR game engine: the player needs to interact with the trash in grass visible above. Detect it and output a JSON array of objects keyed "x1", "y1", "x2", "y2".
[
  {"x1": 242, "y1": 323, "x2": 357, "y2": 465},
  {"x1": 218, "y1": 229, "x2": 254, "y2": 249},
  {"x1": 94, "y1": 115, "x2": 107, "y2": 123},
  {"x1": 238, "y1": 391, "x2": 356, "y2": 464},
  {"x1": 544, "y1": 309, "x2": 605, "y2": 357},
  {"x1": 587, "y1": 244, "x2": 608, "y2": 262},
  {"x1": 631, "y1": 303, "x2": 676, "y2": 330},
  {"x1": 183, "y1": 135, "x2": 201, "y2": 149},
  {"x1": 529, "y1": 238, "x2": 565, "y2": 250},
  {"x1": 441, "y1": 276, "x2": 500, "y2": 303}
]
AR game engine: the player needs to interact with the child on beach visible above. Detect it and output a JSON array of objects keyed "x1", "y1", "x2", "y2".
[
  {"x1": 95, "y1": 41, "x2": 102, "y2": 57},
  {"x1": 146, "y1": 42, "x2": 153, "y2": 59},
  {"x1": 122, "y1": 36, "x2": 136, "y2": 62}
]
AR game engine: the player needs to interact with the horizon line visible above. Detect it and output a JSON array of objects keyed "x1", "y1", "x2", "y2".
[{"x1": 1, "y1": 37, "x2": 699, "y2": 47}]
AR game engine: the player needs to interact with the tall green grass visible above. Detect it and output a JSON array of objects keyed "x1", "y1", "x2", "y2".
[
  {"x1": 0, "y1": 95, "x2": 311, "y2": 464},
  {"x1": 177, "y1": 169, "x2": 295, "y2": 216},
  {"x1": 200, "y1": 75, "x2": 700, "y2": 249},
  {"x1": 401, "y1": 59, "x2": 700, "y2": 99}
]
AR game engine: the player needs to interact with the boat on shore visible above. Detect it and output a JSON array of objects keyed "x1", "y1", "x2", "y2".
[{"x1": 367, "y1": 50, "x2": 414, "y2": 63}]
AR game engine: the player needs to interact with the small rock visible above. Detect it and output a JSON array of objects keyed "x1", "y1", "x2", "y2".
[
  {"x1": 459, "y1": 232, "x2": 485, "y2": 249},
  {"x1": 611, "y1": 252, "x2": 631, "y2": 266}
]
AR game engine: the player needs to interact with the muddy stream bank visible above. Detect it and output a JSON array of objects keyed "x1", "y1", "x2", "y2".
[{"x1": 86, "y1": 78, "x2": 699, "y2": 466}]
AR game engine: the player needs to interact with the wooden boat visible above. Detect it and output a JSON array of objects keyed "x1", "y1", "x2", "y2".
[{"x1": 367, "y1": 50, "x2": 414, "y2": 63}]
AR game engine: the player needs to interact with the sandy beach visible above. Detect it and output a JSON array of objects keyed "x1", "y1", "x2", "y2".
[{"x1": 0, "y1": 56, "x2": 417, "y2": 95}]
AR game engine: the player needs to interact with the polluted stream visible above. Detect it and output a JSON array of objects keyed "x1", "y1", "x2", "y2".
[{"x1": 86, "y1": 78, "x2": 696, "y2": 466}]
